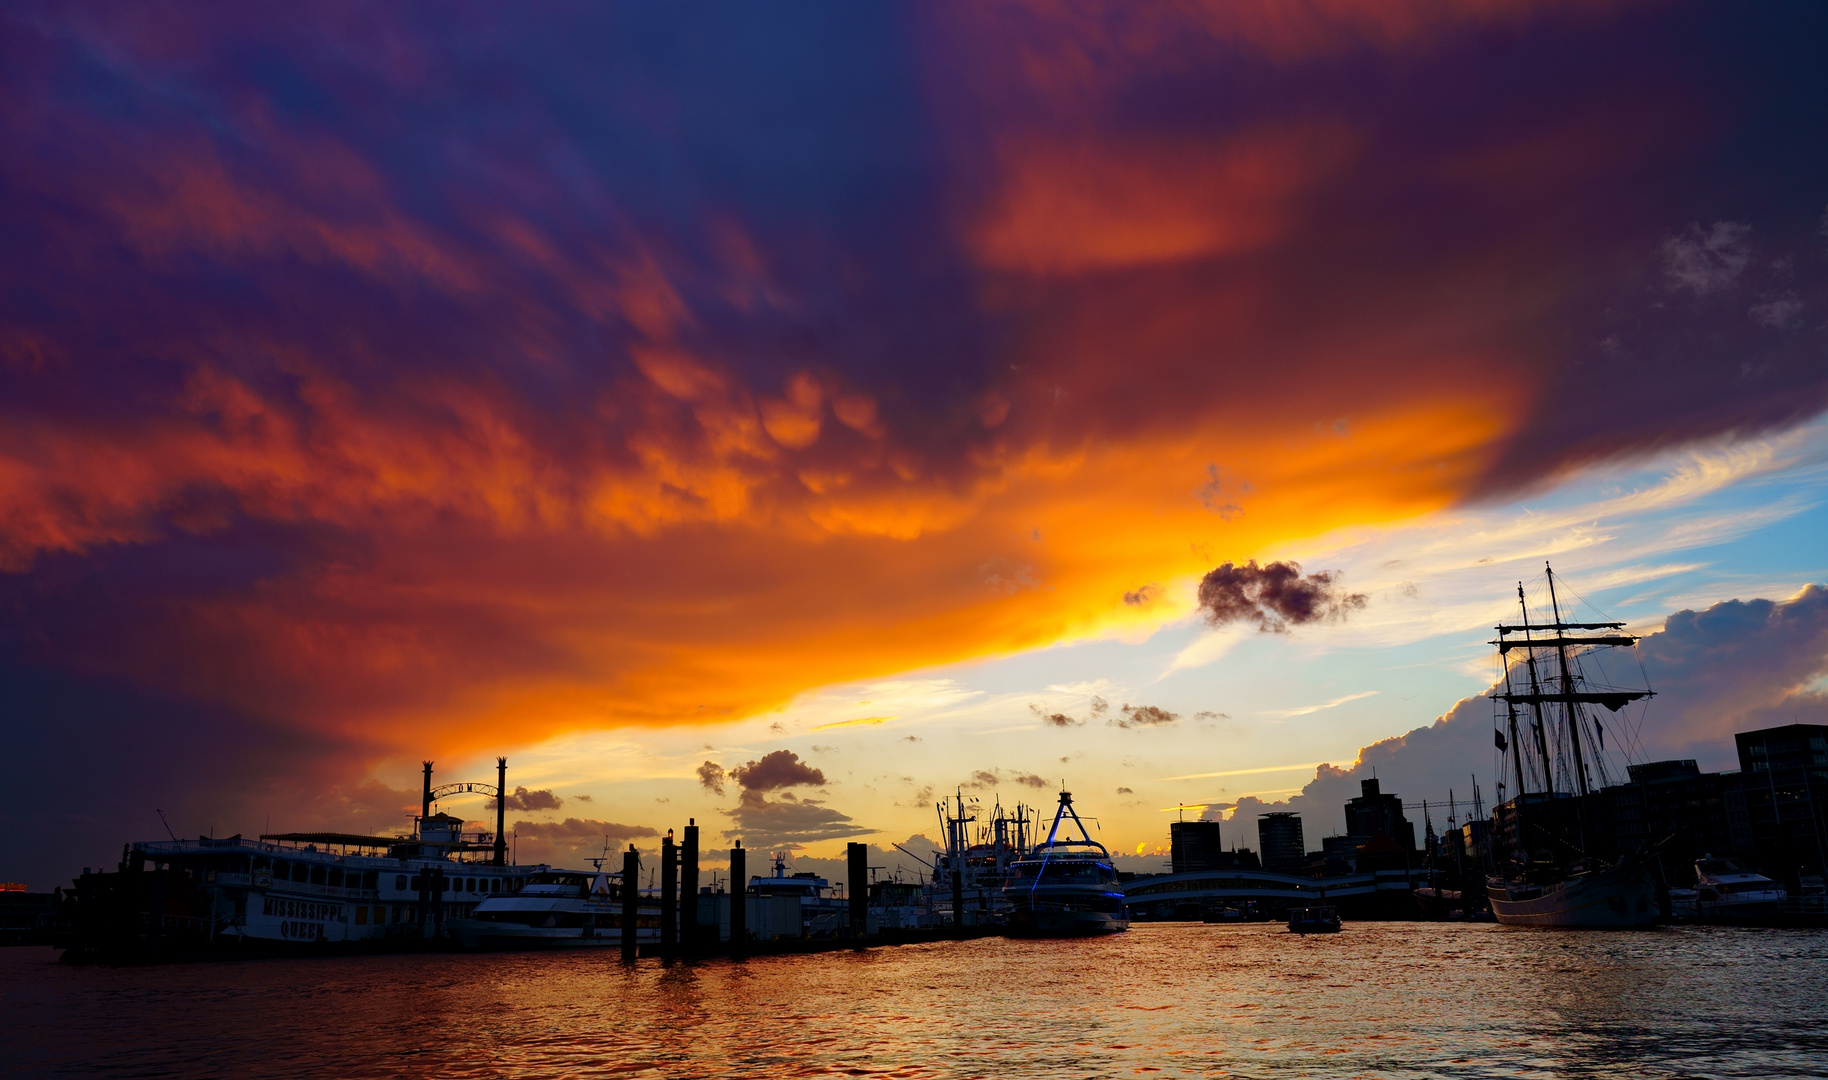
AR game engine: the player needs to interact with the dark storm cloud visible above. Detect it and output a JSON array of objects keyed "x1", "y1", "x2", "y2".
[
  {"x1": 729, "y1": 750, "x2": 826, "y2": 792},
  {"x1": 486, "y1": 786, "x2": 562, "y2": 812},
  {"x1": 4, "y1": 1, "x2": 1828, "y2": 887},
  {"x1": 1197, "y1": 560, "x2": 1367, "y2": 633}
]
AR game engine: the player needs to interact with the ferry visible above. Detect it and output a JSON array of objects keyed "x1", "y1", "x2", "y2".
[
  {"x1": 58, "y1": 759, "x2": 553, "y2": 961},
  {"x1": 1003, "y1": 789, "x2": 1128, "y2": 936}
]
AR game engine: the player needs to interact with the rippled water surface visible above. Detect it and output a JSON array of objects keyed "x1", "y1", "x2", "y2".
[{"x1": 5, "y1": 923, "x2": 1828, "y2": 1078}]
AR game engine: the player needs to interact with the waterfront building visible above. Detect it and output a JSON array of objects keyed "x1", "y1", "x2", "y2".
[
  {"x1": 1257, "y1": 813, "x2": 1306, "y2": 873},
  {"x1": 1169, "y1": 821, "x2": 1224, "y2": 873},
  {"x1": 1728, "y1": 724, "x2": 1828, "y2": 886},
  {"x1": 1344, "y1": 778, "x2": 1416, "y2": 850}
]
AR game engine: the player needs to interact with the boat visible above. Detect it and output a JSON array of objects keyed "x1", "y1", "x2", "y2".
[
  {"x1": 1287, "y1": 905, "x2": 1341, "y2": 933},
  {"x1": 1003, "y1": 789, "x2": 1128, "y2": 936},
  {"x1": 59, "y1": 759, "x2": 554, "y2": 961},
  {"x1": 1485, "y1": 564, "x2": 1660, "y2": 928},
  {"x1": 886, "y1": 792, "x2": 1034, "y2": 928},
  {"x1": 451, "y1": 862, "x2": 660, "y2": 950},
  {"x1": 1693, "y1": 855, "x2": 1786, "y2": 922},
  {"x1": 748, "y1": 851, "x2": 850, "y2": 937}
]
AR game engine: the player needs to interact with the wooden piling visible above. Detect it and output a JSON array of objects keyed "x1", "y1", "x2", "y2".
[
  {"x1": 659, "y1": 831, "x2": 677, "y2": 959},
  {"x1": 728, "y1": 842, "x2": 746, "y2": 956},
  {"x1": 847, "y1": 841, "x2": 868, "y2": 940},
  {"x1": 621, "y1": 844, "x2": 639, "y2": 962},
  {"x1": 681, "y1": 820, "x2": 699, "y2": 958}
]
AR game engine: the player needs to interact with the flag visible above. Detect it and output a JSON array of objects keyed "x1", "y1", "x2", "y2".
[{"x1": 1494, "y1": 729, "x2": 1508, "y2": 752}]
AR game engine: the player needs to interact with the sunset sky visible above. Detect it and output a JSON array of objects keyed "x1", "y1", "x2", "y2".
[{"x1": 5, "y1": 1, "x2": 1827, "y2": 886}]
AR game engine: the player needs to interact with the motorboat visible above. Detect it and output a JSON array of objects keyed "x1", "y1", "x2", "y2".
[
  {"x1": 1693, "y1": 855, "x2": 1786, "y2": 922},
  {"x1": 1288, "y1": 905, "x2": 1341, "y2": 933},
  {"x1": 1003, "y1": 789, "x2": 1128, "y2": 936},
  {"x1": 451, "y1": 866, "x2": 659, "y2": 950}
]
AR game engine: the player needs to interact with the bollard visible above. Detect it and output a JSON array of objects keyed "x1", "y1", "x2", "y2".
[
  {"x1": 681, "y1": 820, "x2": 699, "y2": 958},
  {"x1": 621, "y1": 844, "x2": 639, "y2": 962},
  {"x1": 729, "y1": 842, "x2": 746, "y2": 956},
  {"x1": 659, "y1": 831, "x2": 677, "y2": 960},
  {"x1": 847, "y1": 841, "x2": 868, "y2": 941}
]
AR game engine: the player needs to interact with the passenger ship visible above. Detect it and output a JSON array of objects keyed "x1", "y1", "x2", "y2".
[
  {"x1": 59, "y1": 760, "x2": 553, "y2": 960},
  {"x1": 1003, "y1": 789, "x2": 1128, "y2": 936}
]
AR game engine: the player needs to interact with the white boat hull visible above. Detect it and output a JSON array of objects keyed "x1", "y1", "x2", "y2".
[
  {"x1": 1486, "y1": 862, "x2": 1659, "y2": 928},
  {"x1": 451, "y1": 919, "x2": 658, "y2": 951}
]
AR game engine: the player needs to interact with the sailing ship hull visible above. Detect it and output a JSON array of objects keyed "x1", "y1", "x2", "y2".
[{"x1": 1486, "y1": 861, "x2": 1659, "y2": 928}]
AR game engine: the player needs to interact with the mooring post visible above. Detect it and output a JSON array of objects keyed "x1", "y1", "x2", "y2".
[
  {"x1": 681, "y1": 819, "x2": 699, "y2": 958},
  {"x1": 728, "y1": 842, "x2": 746, "y2": 956},
  {"x1": 621, "y1": 844, "x2": 639, "y2": 962},
  {"x1": 659, "y1": 830, "x2": 677, "y2": 960},
  {"x1": 847, "y1": 841, "x2": 868, "y2": 941}
]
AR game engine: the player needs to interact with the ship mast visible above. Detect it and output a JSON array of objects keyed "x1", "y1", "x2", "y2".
[{"x1": 1489, "y1": 562, "x2": 1654, "y2": 867}]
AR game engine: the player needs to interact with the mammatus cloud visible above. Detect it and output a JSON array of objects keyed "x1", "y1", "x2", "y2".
[
  {"x1": 1197, "y1": 560, "x2": 1367, "y2": 633},
  {"x1": 509, "y1": 818, "x2": 659, "y2": 865},
  {"x1": 1110, "y1": 704, "x2": 1180, "y2": 729},
  {"x1": 1224, "y1": 586, "x2": 1828, "y2": 843},
  {"x1": 729, "y1": 750, "x2": 826, "y2": 792},
  {"x1": 485, "y1": 786, "x2": 562, "y2": 812}
]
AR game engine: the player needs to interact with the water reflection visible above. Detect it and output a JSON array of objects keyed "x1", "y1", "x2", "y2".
[{"x1": 3, "y1": 924, "x2": 1826, "y2": 1078}]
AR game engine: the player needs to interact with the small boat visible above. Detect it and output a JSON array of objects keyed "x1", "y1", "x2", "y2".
[
  {"x1": 1003, "y1": 789, "x2": 1128, "y2": 936},
  {"x1": 1288, "y1": 905, "x2": 1341, "y2": 933},
  {"x1": 1693, "y1": 855, "x2": 1786, "y2": 922}
]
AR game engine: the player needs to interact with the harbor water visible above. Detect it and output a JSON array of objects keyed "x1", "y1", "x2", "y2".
[{"x1": 5, "y1": 922, "x2": 1827, "y2": 1078}]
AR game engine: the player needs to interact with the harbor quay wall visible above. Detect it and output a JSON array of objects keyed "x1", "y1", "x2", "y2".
[{"x1": 1122, "y1": 867, "x2": 1428, "y2": 920}]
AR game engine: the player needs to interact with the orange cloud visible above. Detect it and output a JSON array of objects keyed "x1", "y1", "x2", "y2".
[{"x1": 974, "y1": 125, "x2": 1358, "y2": 274}]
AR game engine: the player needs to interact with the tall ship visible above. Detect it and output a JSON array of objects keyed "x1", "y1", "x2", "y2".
[
  {"x1": 1486, "y1": 564, "x2": 1660, "y2": 928},
  {"x1": 1003, "y1": 789, "x2": 1128, "y2": 935},
  {"x1": 59, "y1": 759, "x2": 556, "y2": 961}
]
